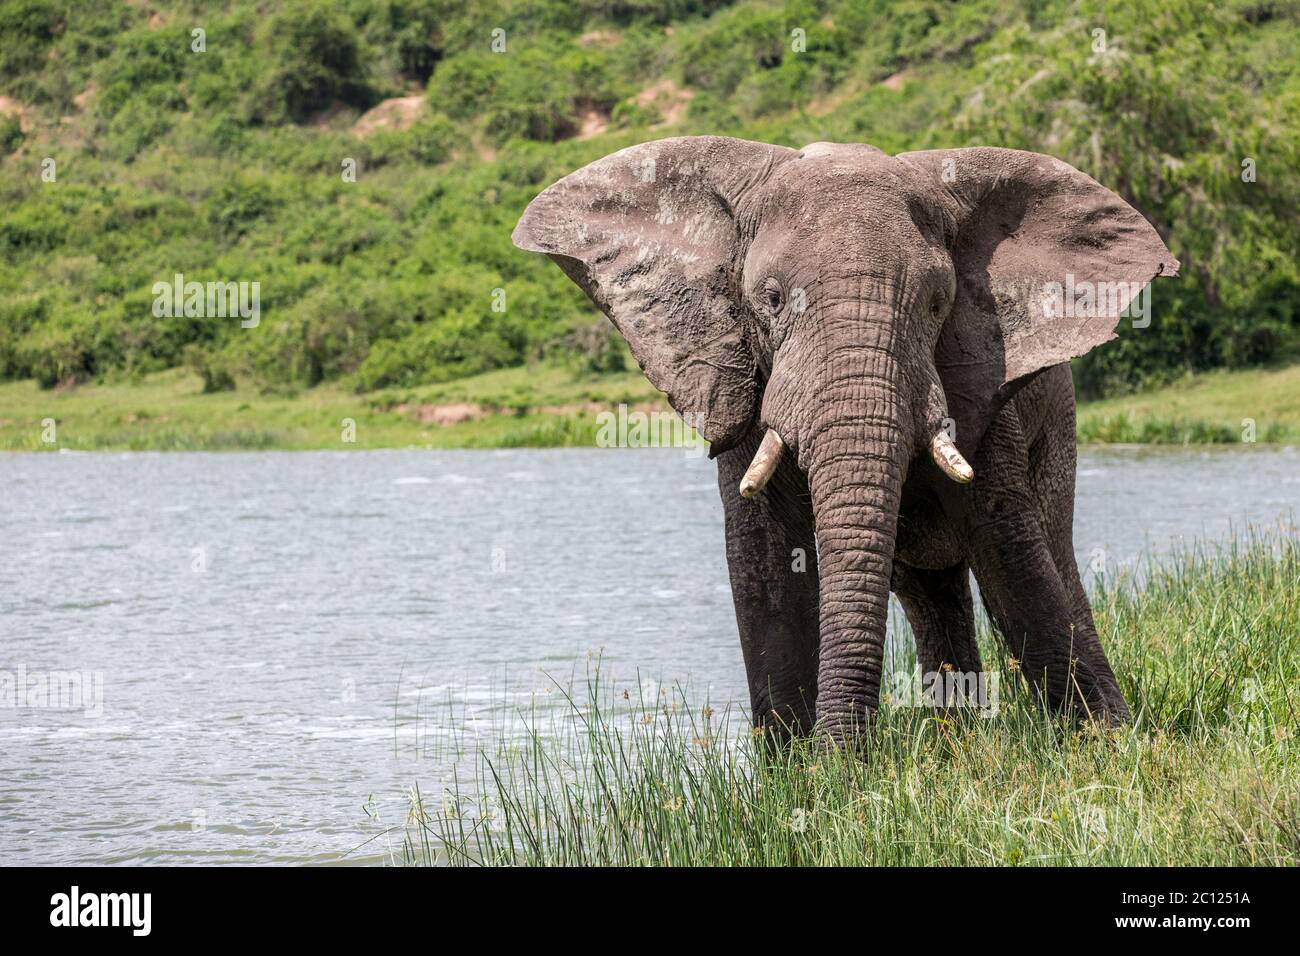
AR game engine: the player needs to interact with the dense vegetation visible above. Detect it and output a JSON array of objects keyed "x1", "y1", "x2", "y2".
[{"x1": 2, "y1": 0, "x2": 1298, "y2": 401}]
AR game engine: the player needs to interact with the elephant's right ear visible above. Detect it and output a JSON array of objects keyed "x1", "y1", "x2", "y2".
[
  {"x1": 513, "y1": 136, "x2": 798, "y2": 453},
  {"x1": 900, "y1": 147, "x2": 1178, "y2": 453}
]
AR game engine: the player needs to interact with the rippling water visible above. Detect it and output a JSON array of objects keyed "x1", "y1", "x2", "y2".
[{"x1": 1, "y1": 445, "x2": 1296, "y2": 864}]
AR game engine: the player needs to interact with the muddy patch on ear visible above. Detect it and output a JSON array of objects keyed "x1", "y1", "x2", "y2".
[
  {"x1": 798, "y1": 142, "x2": 884, "y2": 160},
  {"x1": 799, "y1": 142, "x2": 839, "y2": 159}
]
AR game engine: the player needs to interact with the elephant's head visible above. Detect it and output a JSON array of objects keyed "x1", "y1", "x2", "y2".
[{"x1": 513, "y1": 136, "x2": 1177, "y2": 734}]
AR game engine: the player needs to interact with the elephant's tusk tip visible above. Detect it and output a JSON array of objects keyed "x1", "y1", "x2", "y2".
[
  {"x1": 931, "y1": 432, "x2": 974, "y2": 484},
  {"x1": 739, "y1": 430, "x2": 786, "y2": 499}
]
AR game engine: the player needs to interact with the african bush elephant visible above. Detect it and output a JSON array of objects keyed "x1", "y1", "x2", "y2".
[{"x1": 513, "y1": 137, "x2": 1177, "y2": 741}]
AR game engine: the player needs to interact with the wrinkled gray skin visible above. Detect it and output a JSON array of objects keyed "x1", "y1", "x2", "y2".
[{"x1": 514, "y1": 137, "x2": 1178, "y2": 742}]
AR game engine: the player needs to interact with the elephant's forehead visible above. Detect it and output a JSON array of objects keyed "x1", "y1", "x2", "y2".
[
  {"x1": 762, "y1": 159, "x2": 924, "y2": 238},
  {"x1": 798, "y1": 141, "x2": 885, "y2": 162}
]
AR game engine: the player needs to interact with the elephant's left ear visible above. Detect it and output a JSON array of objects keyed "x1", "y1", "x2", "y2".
[
  {"x1": 513, "y1": 136, "x2": 799, "y2": 454},
  {"x1": 899, "y1": 147, "x2": 1178, "y2": 450}
]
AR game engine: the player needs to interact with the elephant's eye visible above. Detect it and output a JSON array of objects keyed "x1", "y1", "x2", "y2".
[{"x1": 762, "y1": 278, "x2": 784, "y2": 313}]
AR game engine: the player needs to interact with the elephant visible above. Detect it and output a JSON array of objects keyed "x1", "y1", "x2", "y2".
[{"x1": 512, "y1": 136, "x2": 1178, "y2": 741}]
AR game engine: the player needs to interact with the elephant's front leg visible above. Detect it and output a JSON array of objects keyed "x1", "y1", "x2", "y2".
[
  {"x1": 716, "y1": 429, "x2": 821, "y2": 740},
  {"x1": 959, "y1": 405, "x2": 1127, "y2": 722},
  {"x1": 1019, "y1": 367, "x2": 1131, "y2": 720}
]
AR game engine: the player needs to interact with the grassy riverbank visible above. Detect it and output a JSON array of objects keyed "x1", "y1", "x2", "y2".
[
  {"x1": 3, "y1": 363, "x2": 1298, "y2": 452},
  {"x1": 1075, "y1": 364, "x2": 1300, "y2": 444},
  {"x1": 405, "y1": 530, "x2": 1299, "y2": 866},
  {"x1": 0, "y1": 364, "x2": 661, "y2": 451}
]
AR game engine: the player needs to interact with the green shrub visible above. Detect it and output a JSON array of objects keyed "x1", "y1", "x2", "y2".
[
  {"x1": 369, "y1": 114, "x2": 458, "y2": 166},
  {"x1": 0, "y1": 0, "x2": 62, "y2": 83},
  {"x1": 1, "y1": 201, "x2": 69, "y2": 256},
  {"x1": 0, "y1": 113, "x2": 23, "y2": 152},
  {"x1": 14, "y1": 310, "x2": 115, "y2": 387},
  {"x1": 0, "y1": 293, "x2": 48, "y2": 378},
  {"x1": 206, "y1": 177, "x2": 280, "y2": 235},
  {"x1": 184, "y1": 344, "x2": 237, "y2": 393},
  {"x1": 431, "y1": 39, "x2": 619, "y2": 143},
  {"x1": 351, "y1": 305, "x2": 526, "y2": 390},
  {"x1": 569, "y1": 320, "x2": 628, "y2": 374},
  {"x1": 246, "y1": 1, "x2": 373, "y2": 124},
  {"x1": 103, "y1": 97, "x2": 175, "y2": 160}
]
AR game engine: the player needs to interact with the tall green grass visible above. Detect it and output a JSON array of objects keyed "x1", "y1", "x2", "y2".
[
  {"x1": 403, "y1": 529, "x2": 1299, "y2": 866},
  {"x1": 1076, "y1": 412, "x2": 1293, "y2": 445}
]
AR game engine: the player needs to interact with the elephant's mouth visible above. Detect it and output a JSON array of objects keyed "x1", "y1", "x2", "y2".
[{"x1": 737, "y1": 426, "x2": 973, "y2": 498}]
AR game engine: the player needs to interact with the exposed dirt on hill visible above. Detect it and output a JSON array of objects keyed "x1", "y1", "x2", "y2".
[
  {"x1": 71, "y1": 83, "x2": 97, "y2": 111},
  {"x1": 352, "y1": 95, "x2": 425, "y2": 138},
  {"x1": 880, "y1": 70, "x2": 912, "y2": 90},
  {"x1": 636, "y1": 80, "x2": 694, "y2": 126},
  {"x1": 807, "y1": 70, "x2": 911, "y2": 117},
  {"x1": 393, "y1": 402, "x2": 484, "y2": 426},
  {"x1": 576, "y1": 107, "x2": 611, "y2": 139},
  {"x1": 0, "y1": 96, "x2": 33, "y2": 133},
  {"x1": 577, "y1": 30, "x2": 621, "y2": 47}
]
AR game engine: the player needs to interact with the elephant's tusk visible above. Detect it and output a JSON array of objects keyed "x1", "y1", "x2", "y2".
[
  {"x1": 739, "y1": 430, "x2": 786, "y2": 499},
  {"x1": 931, "y1": 432, "x2": 974, "y2": 484}
]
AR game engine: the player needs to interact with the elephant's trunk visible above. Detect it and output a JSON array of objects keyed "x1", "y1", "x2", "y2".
[
  {"x1": 807, "y1": 404, "x2": 906, "y2": 735},
  {"x1": 802, "y1": 313, "x2": 913, "y2": 738},
  {"x1": 751, "y1": 286, "x2": 963, "y2": 739}
]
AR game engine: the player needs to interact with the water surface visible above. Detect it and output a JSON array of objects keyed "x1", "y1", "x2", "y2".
[{"x1": 1, "y1": 445, "x2": 1295, "y2": 864}]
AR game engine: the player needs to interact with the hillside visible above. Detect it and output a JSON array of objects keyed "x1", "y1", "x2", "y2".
[{"x1": 2, "y1": 0, "x2": 1298, "y2": 410}]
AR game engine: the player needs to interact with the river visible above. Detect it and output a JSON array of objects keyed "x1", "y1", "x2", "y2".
[{"x1": 1, "y1": 445, "x2": 1295, "y2": 864}]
